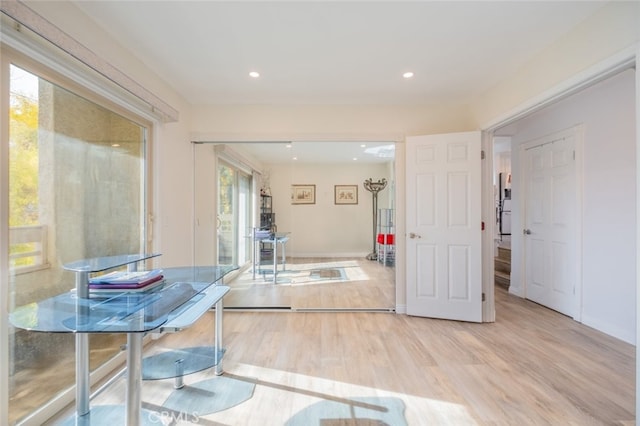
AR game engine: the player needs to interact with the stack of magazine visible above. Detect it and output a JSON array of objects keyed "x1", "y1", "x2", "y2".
[{"x1": 89, "y1": 269, "x2": 165, "y2": 293}]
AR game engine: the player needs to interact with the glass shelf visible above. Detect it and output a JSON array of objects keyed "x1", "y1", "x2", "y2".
[
  {"x1": 63, "y1": 253, "x2": 162, "y2": 273},
  {"x1": 10, "y1": 265, "x2": 237, "y2": 334}
]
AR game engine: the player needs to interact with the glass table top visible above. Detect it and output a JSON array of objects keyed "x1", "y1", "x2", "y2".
[
  {"x1": 63, "y1": 253, "x2": 162, "y2": 273},
  {"x1": 256, "y1": 232, "x2": 290, "y2": 243},
  {"x1": 10, "y1": 265, "x2": 237, "y2": 334}
]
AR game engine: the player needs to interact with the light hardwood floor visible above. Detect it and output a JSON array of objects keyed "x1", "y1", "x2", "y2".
[{"x1": 49, "y1": 286, "x2": 635, "y2": 425}]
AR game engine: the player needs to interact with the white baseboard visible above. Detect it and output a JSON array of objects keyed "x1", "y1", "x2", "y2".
[
  {"x1": 508, "y1": 285, "x2": 524, "y2": 298},
  {"x1": 290, "y1": 252, "x2": 369, "y2": 258},
  {"x1": 580, "y1": 314, "x2": 636, "y2": 345}
]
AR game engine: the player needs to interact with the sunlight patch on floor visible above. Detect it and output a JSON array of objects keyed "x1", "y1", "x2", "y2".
[{"x1": 193, "y1": 363, "x2": 478, "y2": 425}]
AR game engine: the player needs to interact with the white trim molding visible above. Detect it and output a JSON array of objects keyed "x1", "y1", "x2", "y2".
[
  {"x1": 635, "y1": 40, "x2": 640, "y2": 422},
  {"x1": 483, "y1": 45, "x2": 637, "y2": 132},
  {"x1": 0, "y1": 0, "x2": 179, "y2": 122}
]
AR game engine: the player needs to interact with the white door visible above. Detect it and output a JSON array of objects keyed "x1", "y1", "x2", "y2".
[
  {"x1": 523, "y1": 129, "x2": 576, "y2": 317},
  {"x1": 406, "y1": 132, "x2": 482, "y2": 322}
]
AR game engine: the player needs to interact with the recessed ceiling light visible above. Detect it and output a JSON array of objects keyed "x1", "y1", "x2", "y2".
[
  {"x1": 292, "y1": 156, "x2": 298, "y2": 161},
  {"x1": 249, "y1": 71, "x2": 260, "y2": 78},
  {"x1": 403, "y1": 72, "x2": 414, "y2": 79},
  {"x1": 353, "y1": 157, "x2": 358, "y2": 161},
  {"x1": 360, "y1": 144, "x2": 366, "y2": 148},
  {"x1": 286, "y1": 144, "x2": 292, "y2": 148}
]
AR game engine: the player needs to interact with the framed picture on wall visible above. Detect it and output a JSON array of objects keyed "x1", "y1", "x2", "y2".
[
  {"x1": 291, "y1": 184, "x2": 316, "y2": 204},
  {"x1": 334, "y1": 185, "x2": 358, "y2": 205}
]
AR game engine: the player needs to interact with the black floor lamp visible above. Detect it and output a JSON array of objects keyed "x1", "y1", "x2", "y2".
[{"x1": 363, "y1": 178, "x2": 387, "y2": 261}]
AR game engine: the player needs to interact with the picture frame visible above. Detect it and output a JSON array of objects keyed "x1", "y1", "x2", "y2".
[
  {"x1": 291, "y1": 184, "x2": 316, "y2": 204},
  {"x1": 334, "y1": 185, "x2": 358, "y2": 205}
]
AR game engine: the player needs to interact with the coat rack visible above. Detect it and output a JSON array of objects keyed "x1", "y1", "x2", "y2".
[{"x1": 363, "y1": 178, "x2": 387, "y2": 260}]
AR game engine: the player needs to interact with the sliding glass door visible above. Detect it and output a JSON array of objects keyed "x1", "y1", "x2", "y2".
[
  {"x1": 218, "y1": 160, "x2": 252, "y2": 266},
  {"x1": 4, "y1": 60, "x2": 150, "y2": 424}
]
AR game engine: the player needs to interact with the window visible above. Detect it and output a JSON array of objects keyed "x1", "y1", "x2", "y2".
[
  {"x1": 5, "y1": 61, "x2": 150, "y2": 424},
  {"x1": 8, "y1": 67, "x2": 48, "y2": 274},
  {"x1": 218, "y1": 160, "x2": 252, "y2": 265}
]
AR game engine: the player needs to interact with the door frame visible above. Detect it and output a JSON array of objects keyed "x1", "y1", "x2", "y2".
[
  {"x1": 192, "y1": 135, "x2": 404, "y2": 311},
  {"x1": 518, "y1": 126, "x2": 584, "y2": 321},
  {"x1": 480, "y1": 48, "x2": 636, "y2": 324}
]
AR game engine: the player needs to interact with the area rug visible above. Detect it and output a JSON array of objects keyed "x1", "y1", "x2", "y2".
[
  {"x1": 251, "y1": 265, "x2": 357, "y2": 286},
  {"x1": 287, "y1": 267, "x2": 348, "y2": 284},
  {"x1": 161, "y1": 376, "x2": 256, "y2": 416}
]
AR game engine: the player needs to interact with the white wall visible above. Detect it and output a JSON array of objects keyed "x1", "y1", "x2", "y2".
[
  {"x1": 500, "y1": 69, "x2": 636, "y2": 344},
  {"x1": 190, "y1": 104, "x2": 474, "y2": 141},
  {"x1": 473, "y1": 1, "x2": 640, "y2": 127},
  {"x1": 267, "y1": 162, "x2": 392, "y2": 257}
]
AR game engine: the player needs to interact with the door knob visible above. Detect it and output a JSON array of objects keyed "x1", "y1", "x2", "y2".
[
  {"x1": 523, "y1": 229, "x2": 532, "y2": 235},
  {"x1": 409, "y1": 232, "x2": 422, "y2": 239}
]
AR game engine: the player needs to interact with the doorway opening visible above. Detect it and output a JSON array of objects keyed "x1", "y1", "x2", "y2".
[
  {"x1": 193, "y1": 140, "x2": 397, "y2": 311},
  {"x1": 493, "y1": 137, "x2": 512, "y2": 291},
  {"x1": 488, "y1": 66, "x2": 635, "y2": 337}
]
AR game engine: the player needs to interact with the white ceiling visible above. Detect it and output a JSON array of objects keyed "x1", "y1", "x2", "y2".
[{"x1": 71, "y1": 1, "x2": 608, "y2": 162}]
